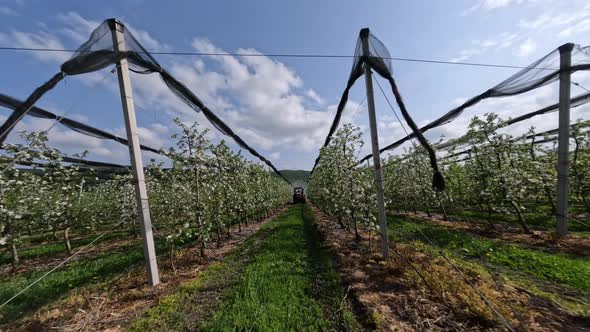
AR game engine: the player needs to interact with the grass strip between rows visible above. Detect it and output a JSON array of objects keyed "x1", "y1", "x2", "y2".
[{"x1": 130, "y1": 204, "x2": 359, "y2": 331}]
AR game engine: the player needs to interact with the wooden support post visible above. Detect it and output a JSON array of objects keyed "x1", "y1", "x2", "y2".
[
  {"x1": 360, "y1": 28, "x2": 390, "y2": 259},
  {"x1": 108, "y1": 18, "x2": 160, "y2": 285},
  {"x1": 556, "y1": 43, "x2": 574, "y2": 238}
]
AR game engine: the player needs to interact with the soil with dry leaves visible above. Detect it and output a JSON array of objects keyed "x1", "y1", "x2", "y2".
[
  {"x1": 311, "y1": 205, "x2": 590, "y2": 332},
  {"x1": 1, "y1": 207, "x2": 287, "y2": 332}
]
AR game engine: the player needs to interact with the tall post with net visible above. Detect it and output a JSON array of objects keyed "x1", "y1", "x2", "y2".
[
  {"x1": 556, "y1": 43, "x2": 574, "y2": 238},
  {"x1": 108, "y1": 18, "x2": 160, "y2": 286},
  {"x1": 360, "y1": 28, "x2": 390, "y2": 259}
]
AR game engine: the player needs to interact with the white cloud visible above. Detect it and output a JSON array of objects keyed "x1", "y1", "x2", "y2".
[
  {"x1": 56, "y1": 11, "x2": 101, "y2": 44},
  {"x1": 559, "y1": 18, "x2": 590, "y2": 38},
  {"x1": 461, "y1": 0, "x2": 531, "y2": 15},
  {"x1": 0, "y1": 6, "x2": 18, "y2": 16},
  {"x1": 518, "y1": 4, "x2": 590, "y2": 35},
  {"x1": 306, "y1": 89, "x2": 324, "y2": 104},
  {"x1": 188, "y1": 37, "x2": 361, "y2": 153},
  {"x1": 270, "y1": 151, "x2": 280, "y2": 161},
  {"x1": 482, "y1": 0, "x2": 516, "y2": 10},
  {"x1": 0, "y1": 29, "x2": 69, "y2": 63},
  {"x1": 449, "y1": 33, "x2": 520, "y2": 62},
  {"x1": 516, "y1": 38, "x2": 536, "y2": 57}
]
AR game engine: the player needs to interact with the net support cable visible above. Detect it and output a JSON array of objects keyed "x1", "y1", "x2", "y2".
[{"x1": 0, "y1": 18, "x2": 291, "y2": 185}]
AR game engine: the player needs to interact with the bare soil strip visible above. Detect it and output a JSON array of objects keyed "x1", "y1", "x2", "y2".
[{"x1": 311, "y1": 205, "x2": 590, "y2": 332}]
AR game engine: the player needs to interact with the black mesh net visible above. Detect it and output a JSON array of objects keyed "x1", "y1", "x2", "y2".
[
  {"x1": 0, "y1": 93, "x2": 162, "y2": 154},
  {"x1": 0, "y1": 18, "x2": 290, "y2": 184},
  {"x1": 358, "y1": 43, "x2": 590, "y2": 164},
  {"x1": 441, "y1": 122, "x2": 590, "y2": 164},
  {"x1": 435, "y1": 91, "x2": 590, "y2": 151},
  {"x1": 314, "y1": 28, "x2": 444, "y2": 191}
]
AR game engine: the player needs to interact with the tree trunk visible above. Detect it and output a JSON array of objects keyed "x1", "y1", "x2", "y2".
[
  {"x1": 437, "y1": 193, "x2": 449, "y2": 221},
  {"x1": 64, "y1": 227, "x2": 72, "y2": 255},
  {"x1": 11, "y1": 240, "x2": 19, "y2": 268},
  {"x1": 200, "y1": 240, "x2": 206, "y2": 258},
  {"x1": 336, "y1": 216, "x2": 346, "y2": 229},
  {"x1": 530, "y1": 139, "x2": 557, "y2": 215},
  {"x1": 510, "y1": 200, "x2": 532, "y2": 234},
  {"x1": 486, "y1": 206, "x2": 496, "y2": 229},
  {"x1": 132, "y1": 220, "x2": 139, "y2": 238},
  {"x1": 216, "y1": 222, "x2": 222, "y2": 248},
  {"x1": 352, "y1": 214, "x2": 360, "y2": 241}
]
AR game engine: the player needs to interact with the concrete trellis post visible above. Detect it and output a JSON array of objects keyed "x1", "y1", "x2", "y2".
[
  {"x1": 108, "y1": 18, "x2": 160, "y2": 286},
  {"x1": 556, "y1": 43, "x2": 574, "y2": 238},
  {"x1": 360, "y1": 28, "x2": 390, "y2": 259}
]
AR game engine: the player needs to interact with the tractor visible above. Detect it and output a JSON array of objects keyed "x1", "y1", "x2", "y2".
[{"x1": 293, "y1": 187, "x2": 306, "y2": 204}]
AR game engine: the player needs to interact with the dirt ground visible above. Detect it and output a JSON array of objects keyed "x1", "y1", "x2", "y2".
[
  {"x1": 311, "y1": 205, "x2": 590, "y2": 332},
  {"x1": 2, "y1": 207, "x2": 287, "y2": 332}
]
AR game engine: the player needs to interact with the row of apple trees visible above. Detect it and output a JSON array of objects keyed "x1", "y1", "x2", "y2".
[
  {"x1": 308, "y1": 114, "x2": 590, "y2": 235},
  {"x1": 0, "y1": 119, "x2": 290, "y2": 265}
]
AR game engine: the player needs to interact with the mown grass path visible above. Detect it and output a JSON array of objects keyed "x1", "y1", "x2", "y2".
[{"x1": 130, "y1": 204, "x2": 359, "y2": 331}]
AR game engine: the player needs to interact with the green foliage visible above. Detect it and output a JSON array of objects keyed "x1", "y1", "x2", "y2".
[
  {"x1": 0, "y1": 119, "x2": 290, "y2": 265},
  {"x1": 308, "y1": 124, "x2": 378, "y2": 234}
]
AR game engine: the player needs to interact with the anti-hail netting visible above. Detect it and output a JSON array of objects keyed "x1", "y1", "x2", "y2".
[
  {"x1": 0, "y1": 94, "x2": 163, "y2": 155},
  {"x1": 0, "y1": 19, "x2": 291, "y2": 184},
  {"x1": 355, "y1": 43, "x2": 590, "y2": 165},
  {"x1": 314, "y1": 29, "x2": 454, "y2": 191}
]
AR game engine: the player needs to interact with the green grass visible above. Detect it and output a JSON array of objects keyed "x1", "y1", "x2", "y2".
[
  {"x1": 388, "y1": 215, "x2": 590, "y2": 292},
  {"x1": 0, "y1": 231, "x2": 129, "y2": 265},
  {"x1": 440, "y1": 208, "x2": 590, "y2": 232},
  {"x1": 0, "y1": 244, "x2": 143, "y2": 324},
  {"x1": 130, "y1": 205, "x2": 359, "y2": 332}
]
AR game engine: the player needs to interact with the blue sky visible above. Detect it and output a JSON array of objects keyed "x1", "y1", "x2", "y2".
[{"x1": 1, "y1": 0, "x2": 590, "y2": 170}]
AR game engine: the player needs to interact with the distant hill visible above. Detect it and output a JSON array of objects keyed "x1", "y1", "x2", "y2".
[{"x1": 279, "y1": 170, "x2": 310, "y2": 188}]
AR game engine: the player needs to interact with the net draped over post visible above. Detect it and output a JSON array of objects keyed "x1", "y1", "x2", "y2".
[
  {"x1": 0, "y1": 18, "x2": 291, "y2": 185},
  {"x1": 357, "y1": 43, "x2": 590, "y2": 164},
  {"x1": 311, "y1": 31, "x2": 445, "y2": 191}
]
